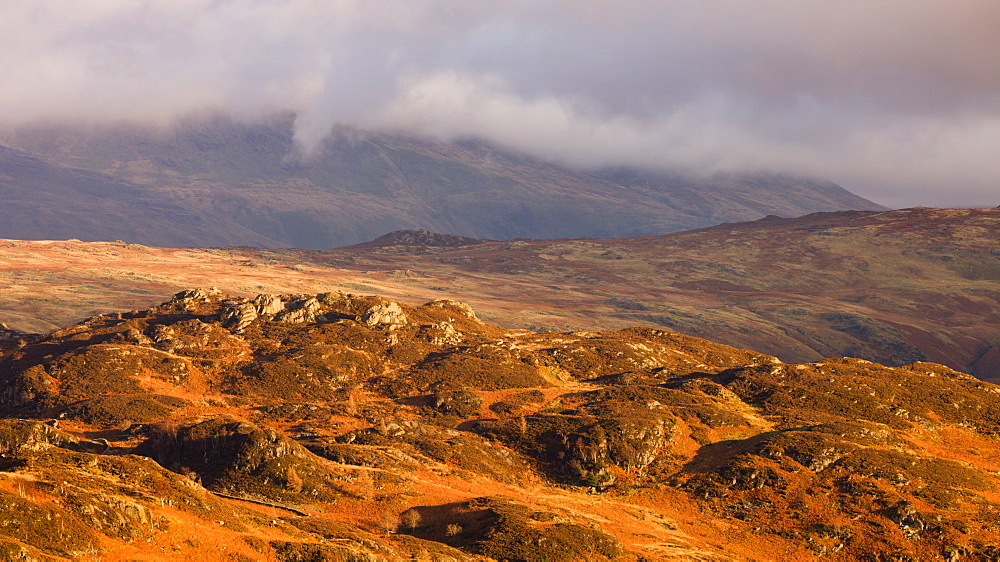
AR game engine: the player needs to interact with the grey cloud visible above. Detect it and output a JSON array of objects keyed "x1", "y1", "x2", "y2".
[{"x1": 1, "y1": 1, "x2": 999, "y2": 207}]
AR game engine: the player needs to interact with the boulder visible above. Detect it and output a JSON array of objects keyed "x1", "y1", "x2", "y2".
[
  {"x1": 362, "y1": 301, "x2": 408, "y2": 329},
  {"x1": 275, "y1": 297, "x2": 322, "y2": 323},
  {"x1": 427, "y1": 299, "x2": 479, "y2": 321},
  {"x1": 431, "y1": 390, "x2": 483, "y2": 417},
  {"x1": 220, "y1": 302, "x2": 258, "y2": 332},
  {"x1": 253, "y1": 293, "x2": 285, "y2": 315}
]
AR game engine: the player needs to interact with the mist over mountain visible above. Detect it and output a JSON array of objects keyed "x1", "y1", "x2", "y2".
[
  {"x1": 1, "y1": 114, "x2": 884, "y2": 248},
  {"x1": 3, "y1": 3, "x2": 1000, "y2": 208}
]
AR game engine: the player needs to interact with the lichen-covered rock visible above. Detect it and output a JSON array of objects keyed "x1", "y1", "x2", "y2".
[
  {"x1": 475, "y1": 405, "x2": 676, "y2": 486},
  {"x1": 275, "y1": 297, "x2": 322, "y2": 323},
  {"x1": 140, "y1": 417, "x2": 351, "y2": 502},
  {"x1": 426, "y1": 299, "x2": 480, "y2": 321},
  {"x1": 62, "y1": 492, "x2": 156, "y2": 540},
  {"x1": 0, "y1": 420, "x2": 78, "y2": 457},
  {"x1": 169, "y1": 287, "x2": 224, "y2": 312},
  {"x1": 171, "y1": 287, "x2": 223, "y2": 302},
  {"x1": 221, "y1": 301, "x2": 259, "y2": 332},
  {"x1": 361, "y1": 300, "x2": 408, "y2": 329},
  {"x1": 418, "y1": 321, "x2": 463, "y2": 346},
  {"x1": 254, "y1": 293, "x2": 285, "y2": 315}
]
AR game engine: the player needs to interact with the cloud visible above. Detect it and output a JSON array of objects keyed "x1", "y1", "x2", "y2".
[{"x1": 1, "y1": 1, "x2": 999, "y2": 207}]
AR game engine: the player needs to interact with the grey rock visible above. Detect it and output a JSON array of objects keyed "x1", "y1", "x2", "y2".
[
  {"x1": 426, "y1": 299, "x2": 480, "y2": 321},
  {"x1": 221, "y1": 302, "x2": 259, "y2": 332},
  {"x1": 122, "y1": 328, "x2": 152, "y2": 345},
  {"x1": 254, "y1": 293, "x2": 285, "y2": 315},
  {"x1": 362, "y1": 301, "x2": 408, "y2": 329},
  {"x1": 275, "y1": 297, "x2": 322, "y2": 324}
]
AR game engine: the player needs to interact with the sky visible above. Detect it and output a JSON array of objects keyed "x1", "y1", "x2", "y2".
[{"x1": 1, "y1": 1, "x2": 999, "y2": 208}]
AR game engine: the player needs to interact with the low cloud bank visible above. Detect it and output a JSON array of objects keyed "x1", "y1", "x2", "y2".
[{"x1": 2, "y1": 1, "x2": 999, "y2": 207}]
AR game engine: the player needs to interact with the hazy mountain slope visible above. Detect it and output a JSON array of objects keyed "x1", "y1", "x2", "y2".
[
  {"x1": 0, "y1": 290, "x2": 998, "y2": 560},
  {"x1": 2, "y1": 114, "x2": 886, "y2": 248},
  {"x1": 600, "y1": 167, "x2": 882, "y2": 223},
  {"x1": 0, "y1": 145, "x2": 283, "y2": 247}
]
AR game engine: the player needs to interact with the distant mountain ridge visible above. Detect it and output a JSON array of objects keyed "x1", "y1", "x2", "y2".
[{"x1": 1, "y1": 114, "x2": 885, "y2": 248}]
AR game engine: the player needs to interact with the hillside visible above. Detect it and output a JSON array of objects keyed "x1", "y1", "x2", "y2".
[
  {"x1": 338, "y1": 207, "x2": 1000, "y2": 381},
  {"x1": 0, "y1": 208, "x2": 996, "y2": 382},
  {"x1": 0, "y1": 290, "x2": 998, "y2": 559},
  {"x1": 1, "y1": 114, "x2": 885, "y2": 248}
]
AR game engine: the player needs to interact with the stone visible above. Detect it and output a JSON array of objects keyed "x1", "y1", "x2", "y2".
[
  {"x1": 362, "y1": 301, "x2": 408, "y2": 329},
  {"x1": 254, "y1": 294, "x2": 285, "y2": 315},
  {"x1": 887, "y1": 501, "x2": 925, "y2": 533},
  {"x1": 221, "y1": 302, "x2": 259, "y2": 332},
  {"x1": 172, "y1": 287, "x2": 223, "y2": 302},
  {"x1": 122, "y1": 329, "x2": 152, "y2": 345},
  {"x1": 427, "y1": 299, "x2": 479, "y2": 321},
  {"x1": 275, "y1": 297, "x2": 322, "y2": 324},
  {"x1": 431, "y1": 390, "x2": 483, "y2": 416},
  {"x1": 422, "y1": 321, "x2": 462, "y2": 346}
]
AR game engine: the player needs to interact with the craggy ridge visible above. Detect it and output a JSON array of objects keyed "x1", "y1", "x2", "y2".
[{"x1": 0, "y1": 289, "x2": 999, "y2": 559}]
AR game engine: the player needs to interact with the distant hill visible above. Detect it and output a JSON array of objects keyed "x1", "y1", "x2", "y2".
[
  {"x1": 0, "y1": 208, "x2": 996, "y2": 381},
  {"x1": 1, "y1": 114, "x2": 885, "y2": 248},
  {"x1": 333, "y1": 207, "x2": 1000, "y2": 381}
]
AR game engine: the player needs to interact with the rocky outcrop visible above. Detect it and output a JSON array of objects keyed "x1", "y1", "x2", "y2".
[
  {"x1": 400, "y1": 496, "x2": 622, "y2": 561},
  {"x1": 476, "y1": 401, "x2": 676, "y2": 487},
  {"x1": 220, "y1": 302, "x2": 258, "y2": 332},
  {"x1": 220, "y1": 292, "x2": 416, "y2": 331},
  {"x1": 253, "y1": 293, "x2": 284, "y2": 315},
  {"x1": 361, "y1": 300, "x2": 408, "y2": 329},
  {"x1": 0, "y1": 420, "x2": 78, "y2": 457},
  {"x1": 1, "y1": 290, "x2": 1000, "y2": 560},
  {"x1": 429, "y1": 390, "x2": 483, "y2": 417},
  {"x1": 140, "y1": 417, "x2": 350, "y2": 502},
  {"x1": 368, "y1": 229, "x2": 486, "y2": 248},
  {"x1": 426, "y1": 299, "x2": 480, "y2": 321},
  {"x1": 275, "y1": 296, "x2": 321, "y2": 323},
  {"x1": 170, "y1": 287, "x2": 224, "y2": 310}
]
